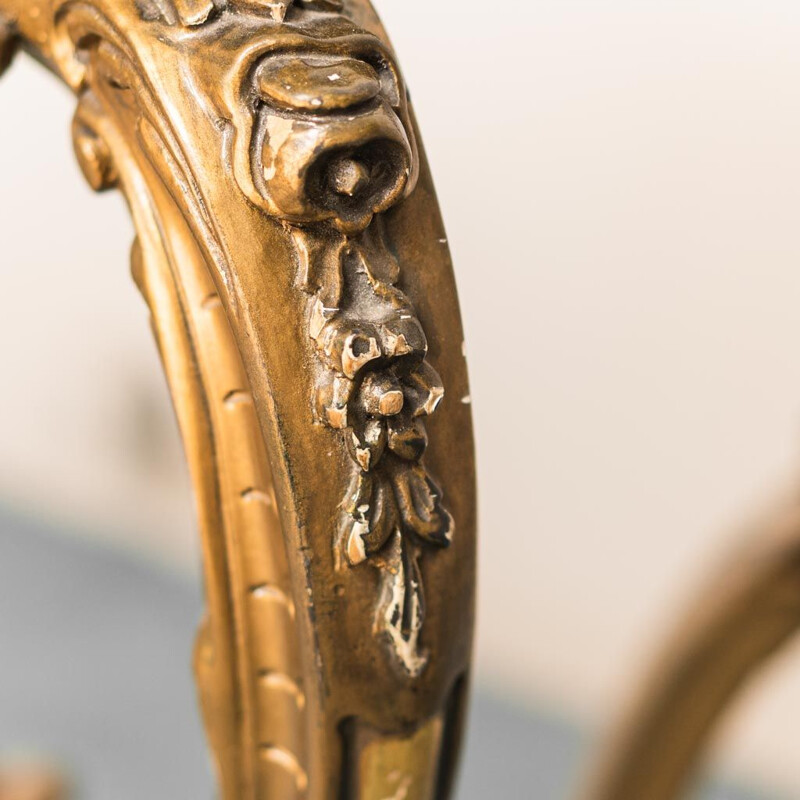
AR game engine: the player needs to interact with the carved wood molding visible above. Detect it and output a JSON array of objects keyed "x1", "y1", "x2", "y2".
[{"x1": 0, "y1": 2, "x2": 476, "y2": 798}]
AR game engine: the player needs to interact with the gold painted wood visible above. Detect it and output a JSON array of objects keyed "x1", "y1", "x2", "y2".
[
  {"x1": 582, "y1": 500, "x2": 800, "y2": 800},
  {"x1": 10, "y1": 4, "x2": 795, "y2": 798},
  {"x1": 0, "y1": 767, "x2": 66, "y2": 800},
  {"x1": 0, "y1": 2, "x2": 475, "y2": 798}
]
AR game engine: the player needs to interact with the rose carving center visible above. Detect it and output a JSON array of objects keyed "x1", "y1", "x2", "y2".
[{"x1": 252, "y1": 46, "x2": 414, "y2": 233}]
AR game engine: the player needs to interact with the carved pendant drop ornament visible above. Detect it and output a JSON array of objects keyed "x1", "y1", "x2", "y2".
[
  {"x1": 299, "y1": 222, "x2": 454, "y2": 677},
  {"x1": 224, "y1": 0, "x2": 456, "y2": 677}
]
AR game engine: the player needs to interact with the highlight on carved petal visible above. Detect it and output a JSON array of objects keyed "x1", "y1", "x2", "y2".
[
  {"x1": 173, "y1": 0, "x2": 218, "y2": 25},
  {"x1": 317, "y1": 317, "x2": 382, "y2": 378},
  {"x1": 313, "y1": 310, "x2": 427, "y2": 379},
  {"x1": 314, "y1": 373, "x2": 353, "y2": 429},
  {"x1": 256, "y1": 54, "x2": 382, "y2": 113},
  {"x1": 359, "y1": 372, "x2": 405, "y2": 418},
  {"x1": 240, "y1": 0, "x2": 292, "y2": 21},
  {"x1": 348, "y1": 418, "x2": 387, "y2": 472},
  {"x1": 379, "y1": 315, "x2": 428, "y2": 361},
  {"x1": 403, "y1": 362, "x2": 445, "y2": 418}
]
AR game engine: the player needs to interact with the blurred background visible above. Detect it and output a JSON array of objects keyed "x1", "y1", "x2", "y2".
[{"x1": 4, "y1": 1, "x2": 800, "y2": 797}]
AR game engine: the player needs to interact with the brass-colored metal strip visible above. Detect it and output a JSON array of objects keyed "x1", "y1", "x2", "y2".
[{"x1": 354, "y1": 716, "x2": 445, "y2": 800}]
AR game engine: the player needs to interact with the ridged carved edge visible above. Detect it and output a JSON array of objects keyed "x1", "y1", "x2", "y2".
[{"x1": 57, "y1": 11, "x2": 309, "y2": 797}]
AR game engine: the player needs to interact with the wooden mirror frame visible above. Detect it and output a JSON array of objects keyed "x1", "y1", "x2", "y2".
[
  {"x1": 6, "y1": 4, "x2": 798, "y2": 800},
  {"x1": 0, "y1": 2, "x2": 476, "y2": 798}
]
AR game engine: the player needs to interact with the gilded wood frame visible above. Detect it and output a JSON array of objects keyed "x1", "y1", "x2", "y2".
[
  {"x1": 0, "y1": 2, "x2": 475, "y2": 798},
  {"x1": 4, "y1": 4, "x2": 798, "y2": 800}
]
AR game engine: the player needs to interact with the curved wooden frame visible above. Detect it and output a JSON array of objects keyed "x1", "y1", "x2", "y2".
[
  {"x1": 6, "y1": 4, "x2": 796, "y2": 799},
  {"x1": 582, "y1": 501, "x2": 800, "y2": 800},
  {"x1": 0, "y1": 3, "x2": 476, "y2": 799}
]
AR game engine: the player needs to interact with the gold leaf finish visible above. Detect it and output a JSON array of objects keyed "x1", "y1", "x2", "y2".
[{"x1": 0, "y1": 1, "x2": 475, "y2": 798}]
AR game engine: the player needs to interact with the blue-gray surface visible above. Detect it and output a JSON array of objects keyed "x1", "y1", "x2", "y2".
[{"x1": 0, "y1": 510, "x2": 778, "y2": 799}]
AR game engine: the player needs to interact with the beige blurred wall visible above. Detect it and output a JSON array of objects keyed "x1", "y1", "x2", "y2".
[
  {"x1": 3, "y1": 1, "x2": 800, "y2": 795},
  {"x1": 0, "y1": 61, "x2": 197, "y2": 568}
]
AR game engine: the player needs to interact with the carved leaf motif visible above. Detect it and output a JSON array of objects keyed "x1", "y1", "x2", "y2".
[
  {"x1": 376, "y1": 533, "x2": 428, "y2": 677},
  {"x1": 391, "y1": 463, "x2": 454, "y2": 549},
  {"x1": 351, "y1": 222, "x2": 401, "y2": 287},
  {"x1": 339, "y1": 471, "x2": 398, "y2": 566}
]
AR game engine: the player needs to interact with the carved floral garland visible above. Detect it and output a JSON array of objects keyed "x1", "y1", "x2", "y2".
[{"x1": 293, "y1": 221, "x2": 453, "y2": 676}]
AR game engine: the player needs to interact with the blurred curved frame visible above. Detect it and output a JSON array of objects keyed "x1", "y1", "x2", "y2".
[
  {"x1": 583, "y1": 502, "x2": 800, "y2": 800},
  {"x1": 0, "y1": 3, "x2": 476, "y2": 799}
]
